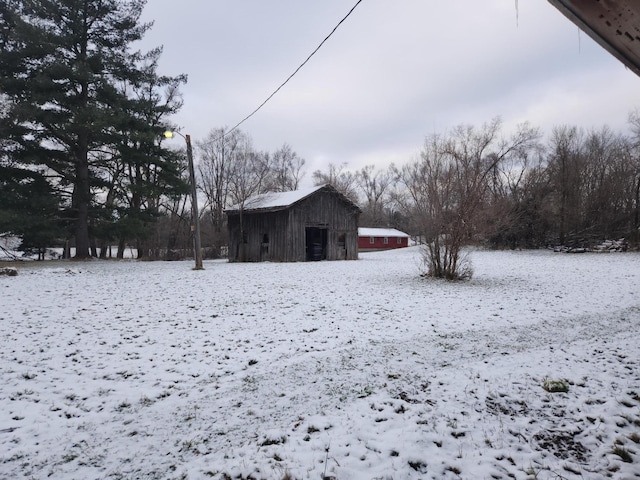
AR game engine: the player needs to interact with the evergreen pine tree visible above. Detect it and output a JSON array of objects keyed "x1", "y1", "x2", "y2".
[{"x1": 0, "y1": 0, "x2": 184, "y2": 258}]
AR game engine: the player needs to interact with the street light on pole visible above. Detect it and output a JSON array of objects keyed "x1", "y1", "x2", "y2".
[{"x1": 164, "y1": 130, "x2": 204, "y2": 270}]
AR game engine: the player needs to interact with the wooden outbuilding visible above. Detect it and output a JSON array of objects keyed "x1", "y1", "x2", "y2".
[
  {"x1": 358, "y1": 227, "x2": 410, "y2": 252},
  {"x1": 225, "y1": 184, "x2": 361, "y2": 262}
]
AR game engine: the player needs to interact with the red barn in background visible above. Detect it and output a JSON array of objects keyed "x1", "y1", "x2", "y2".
[{"x1": 358, "y1": 228, "x2": 410, "y2": 252}]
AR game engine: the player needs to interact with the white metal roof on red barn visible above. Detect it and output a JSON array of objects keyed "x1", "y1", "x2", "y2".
[{"x1": 358, "y1": 227, "x2": 409, "y2": 238}]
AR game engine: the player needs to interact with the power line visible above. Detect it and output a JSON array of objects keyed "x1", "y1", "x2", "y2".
[{"x1": 222, "y1": 0, "x2": 365, "y2": 140}]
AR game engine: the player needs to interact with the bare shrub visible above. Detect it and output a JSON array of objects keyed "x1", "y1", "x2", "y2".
[{"x1": 401, "y1": 118, "x2": 541, "y2": 280}]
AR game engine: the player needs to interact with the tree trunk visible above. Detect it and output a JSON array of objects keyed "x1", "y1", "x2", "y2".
[
  {"x1": 74, "y1": 157, "x2": 91, "y2": 258},
  {"x1": 99, "y1": 240, "x2": 108, "y2": 259},
  {"x1": 634, "y1": 175, "x2": 640, "y2": 243},
  {"x1": 117, "y1": 237, "x2": 125, "y2": 259},
  {"x1": 559, "y1": 155, "x2": 567, "y2": 245},
  {"x1": 90, "y1": 236, "x2": 98, "y2": 258}
]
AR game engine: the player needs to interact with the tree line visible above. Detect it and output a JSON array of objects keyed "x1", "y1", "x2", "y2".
[
  {"x1": 321, "y1": 117, "x2": 640, "y2": 279},
  {"x1": 193, "y1": 114, "x2": 640, "y2": 276},
  {"x1": 1, "y1": 1, "x2": 638, "y2": 270},
  {"x1": 406, "y1": 118, "x2": 638, "y2": 251}
]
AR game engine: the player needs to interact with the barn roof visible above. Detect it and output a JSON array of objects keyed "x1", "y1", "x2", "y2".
[
  {"x1": 358, "y1": 227, "x2": 410, "y2": 238},
  {"x1": 226, "y1": 184, "x2": 361, "y2": 214},
  {"x1": 548, "y1": 0, "x2": 640, "y2": 77}
]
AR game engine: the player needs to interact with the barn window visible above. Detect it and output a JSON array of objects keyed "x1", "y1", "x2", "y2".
[
  {"x1": 369, "y1": 236, "x2": 374, "y2": 244},
  {"x1": 384, "y1": 237, "x2": 389, "y2": 244},
  {"x1": 262, "y1": 233, "x2": 269, "y2": 244},
  {"x1": 397, "y1": 237, "x2": 402, "y2": 244},
  {"x1": 337, "y1": 232, "x2": 345, "y2": 247}
]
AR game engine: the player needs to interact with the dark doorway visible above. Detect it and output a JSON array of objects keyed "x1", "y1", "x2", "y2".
[
  {"x1": 305, "y1": 227, "x2": 327, "y2": 261},
  {"x1": 260, "y1": 233, "x2": 269, "y2": 262}
]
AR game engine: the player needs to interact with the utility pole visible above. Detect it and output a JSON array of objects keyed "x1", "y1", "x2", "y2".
[
  {"x1": 164, "y1": 130, "x2": 204, "y2": 270},
  {"x1": 185, "y1": 134, "x2": 204, "y2": 270}
]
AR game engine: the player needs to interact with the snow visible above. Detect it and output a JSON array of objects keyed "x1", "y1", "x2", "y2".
[
  {"x1": 0, "y1": 235, "x2": 26, "y2": 261},
  {"x1": 1, "y1": 247, "x2": 640, "y2": 479},
  {"x1": 358, "y1": 228, "x2": 409, "y2": 238},
  {"x1": 226, "y1": 185, "x2": 325, "y2": 212}
]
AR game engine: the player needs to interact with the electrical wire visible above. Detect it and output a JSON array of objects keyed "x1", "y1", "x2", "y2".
[{"x1": 221, "y1": 0, "x2": 365, "y2": 140}]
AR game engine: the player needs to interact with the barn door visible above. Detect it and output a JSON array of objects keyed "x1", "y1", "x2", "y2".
[{"x1": 305, "y1": 227, "x2": 327, "y2": 261}]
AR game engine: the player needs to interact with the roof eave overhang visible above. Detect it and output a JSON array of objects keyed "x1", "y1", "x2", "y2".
[
  {"x1": 225, "y1": 206, "x2": 287, "y2": 215},
  {"x1": 225, "y1": 184, "x2": 362, "y2": 215},
  {"x1": 548, "y1": 0, "x2": 640, "y2": 77}
]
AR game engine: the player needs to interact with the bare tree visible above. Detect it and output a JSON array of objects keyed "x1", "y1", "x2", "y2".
[
  {"x1": 628, "y1": 110, "x2": 640, "y2": 243},
  {"x1": 228, "y1": 147, "x2": 272, "y2": 207},
  {"x1": 265, "y1": 143, "x2": 306, "y2": 192},
  {"x1": 197, "y1": 127, "x2": 246, "y2": 256},
  {"x1": 547, "y1": 126, "x2": 584, "y2": 245},
  {"x1": 312, "y1": 162, "x2": 359, "y2": 204},
  {"x1": 356, "y1": 164, "x2": 395, "y2": 226},
  {"x1": 401, "y1": 118, "x2": 540, "y2": 280},
  {"x1": 198, "y1": 128, "x2": 309, "y2": 257},
  {"x1": 581, "y1": 126, "x2": 631, "y2": 239},
  {"x1": 226, "y1": 137, "x2": 272, "y2": 261},
  {"x1": 394, "y1": 155, "x2": 437, "y2": 244},
  {"x1": 487, "y1": 148, "x2": 552, "y2": 248}
]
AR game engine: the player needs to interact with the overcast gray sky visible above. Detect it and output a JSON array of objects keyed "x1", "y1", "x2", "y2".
[{"x1": 139, "y1": 1, "x2": 640, "y2": 179}]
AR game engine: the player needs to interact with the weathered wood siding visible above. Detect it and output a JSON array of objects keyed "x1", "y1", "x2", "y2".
[
  {"x1": 227, "y1": 187, "x2": 359, "y2": 262},
  {"x1": 289, "y1": 190, "x2": 359, "y2": 261},
  {"x1": 227, "y1": 210, "x2": 288, "y2": 262}
]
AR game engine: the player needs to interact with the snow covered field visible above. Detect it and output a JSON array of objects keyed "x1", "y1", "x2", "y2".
[{"x1": 1, "y1": 247, "x2": 639, "y2": 479}]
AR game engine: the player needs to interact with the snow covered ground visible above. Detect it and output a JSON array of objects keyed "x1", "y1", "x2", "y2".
[{"x1": 1, "y1": 247, "x2": 639, "y2": 479}]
